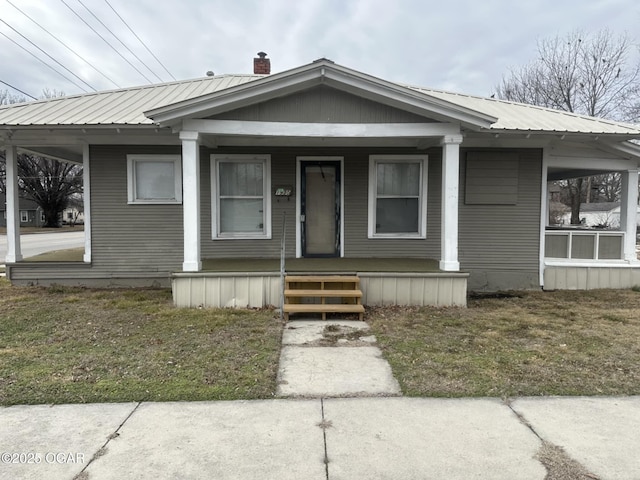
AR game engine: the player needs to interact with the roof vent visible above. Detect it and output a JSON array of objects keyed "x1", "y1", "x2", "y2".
[{"x1": 254, "y1": 52, "x2": 271, "y2": 75}]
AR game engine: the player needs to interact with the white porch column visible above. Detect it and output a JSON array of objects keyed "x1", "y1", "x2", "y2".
[
  {"x1": 82, "y1": 144, "x2": 92, "y2": 263},
  {"x1": 180, "y1": 131, "x2": 201, "y2": 272},
  {"x1": 620, "y1": 169, "x2": 639, "y2": 262},
  {"x1": 440, "y1": 135, "x2": 463, "y2": 271},
  {"x1": 5, "y1": 145, "x2": 22, "y2": 263}
]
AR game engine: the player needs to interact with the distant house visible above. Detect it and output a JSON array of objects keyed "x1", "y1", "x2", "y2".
[
  {"x1": 561, "y1": 202, "x2": 640, "y2": 229},
  {"x1": 0, "y1": 194, "x2": 44, "y2": 228},
  {"x1": 2, "y1": 55, "x2": 640, "y2": 306},
  {"x1": 62, "y1": 206, "x2": 84, "y2": 225}
]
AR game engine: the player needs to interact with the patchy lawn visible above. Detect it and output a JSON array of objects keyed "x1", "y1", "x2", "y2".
[
  {"x1": 368, "y1": 289, "x2": 640, "y2": 398},
  {"x1": 0, "y1": 279, "x2": 283, "y2": 406}
]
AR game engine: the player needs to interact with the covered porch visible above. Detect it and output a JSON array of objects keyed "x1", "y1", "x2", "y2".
[{"x1": 541, "y1": 145, "x2": 640, "y2": 289}]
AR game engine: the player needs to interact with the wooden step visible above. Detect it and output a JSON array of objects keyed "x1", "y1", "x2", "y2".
[
  {"x1": 285, "y1": 275, "x2": 360, "y2": 284},
  {"x1": 284, "y1": 289, "x2": 362, "y2": 298},
  {"x1": 283, "y1": 303, "x2": 365, "y2": 321}
]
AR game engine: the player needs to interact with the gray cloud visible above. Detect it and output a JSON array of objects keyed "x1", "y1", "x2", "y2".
[{"x1": 1, "y1": 0, "x2": 639, "y2": 100}]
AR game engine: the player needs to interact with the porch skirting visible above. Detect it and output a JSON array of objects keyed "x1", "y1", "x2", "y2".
[
  {"x1": 544, "y1": 265, "x2": 640, "y2": 290},
  {"x1": 171, "y1": 271, "x2": 469, "y2": 308}
]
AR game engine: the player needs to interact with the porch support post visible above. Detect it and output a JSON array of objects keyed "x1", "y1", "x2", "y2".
[
  {"x1": 5, "y1": 145, "x2": 22, "y2": 263},
  {"x1": 620, "y1": 169, "x2": 639, "y2": 262},
  {"x1": 439, "y1": 135, "x2": 463, "y2": 271},
  {"x1": 82, "y1": 144, "x2": 92, "y2": 263},
  {"x1": 180, "y1": 131, "x2": 202, "y2": 272}
]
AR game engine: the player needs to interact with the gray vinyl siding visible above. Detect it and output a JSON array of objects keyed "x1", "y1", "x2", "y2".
[
  {"x1": 90, "y1": 145, "x2": 183, "y2": 274},
  {"x1": 343, "y1": 148, "x2": 441, "y2": 258},
  {"x1": 464, "y1": 152, "x2": 519, "y2": 205},
  {"x1": 459, "y1": 149, "x2": 542, "y2": 290},
  {"x1": 201, "y1": 147, "x2": 441, "y2": 260},
  {"x1": 214, "y1": 86, "x2": 433, "y2": 123}
]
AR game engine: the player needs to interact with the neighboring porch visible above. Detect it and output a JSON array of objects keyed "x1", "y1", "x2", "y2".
[
  {"x1": 542, "y1": 147, "x2": 640, "y2": 290},
  {"x1": 172, "y1": 257, "x2": 468, "y2": 309}
]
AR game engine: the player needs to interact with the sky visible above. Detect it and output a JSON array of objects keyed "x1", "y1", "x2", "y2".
[{"x1": 1, "y1": 0, "x2": 640, "y2": 101}]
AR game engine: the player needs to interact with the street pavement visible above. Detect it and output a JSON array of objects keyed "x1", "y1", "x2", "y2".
[
  {"x1": 0, "y1": 230, "x2": 84, "y2": 261},
  {"x1": 1, "y1": 320, "x2": 639, "y2": 479}
]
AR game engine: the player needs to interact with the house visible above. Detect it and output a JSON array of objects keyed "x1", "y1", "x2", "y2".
[
  {"x1": 1, "y1": 194, "x2": 44, "y2": 228},
  {"x1": 62, "y1": 206, "x2": 85, "y2": 225},
  {"x1": 560, "y1": 202, "x2": 640, "y2": 230},
  {"x1": 2, "y1": 54, "x2": 640, "y2": 307}
]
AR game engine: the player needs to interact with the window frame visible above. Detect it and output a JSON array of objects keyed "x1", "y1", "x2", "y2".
[
  {"x1": 368, "y1": 155, "x2": 428, "y2": 239},
  {"x1": 126, "y1": 154, "x2": 182, "y2": 204},
  {"x1": 20, "y1": 210, "x2": 29, "y2": 223},
  {"x1": 210, "y1": 154, "x2": 271, "y2": 240}
]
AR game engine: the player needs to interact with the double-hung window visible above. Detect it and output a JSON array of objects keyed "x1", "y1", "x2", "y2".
[
  {"x1": 127, "y1": 155, "x2": 182, "y2": 204},
  {"x1": 368, "y1": 155, "x2": 428, "y2": 238},
  {"x1": 211, "y1": 154, "x2": 271, "y2": 239}
]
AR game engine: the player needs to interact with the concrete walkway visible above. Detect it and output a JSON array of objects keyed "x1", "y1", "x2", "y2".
[
  {"x1": 1, "y1": 397, "x2": 640, "y2": 479},
  {"x1": 277, "y1": 320, "x2": 401, "y2": 397}
]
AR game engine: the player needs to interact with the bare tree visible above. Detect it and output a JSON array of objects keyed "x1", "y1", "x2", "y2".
[
  {"x1": 496, "y1": 30, "x2": 640, "y2": 225},
  {"x1": 497, "y1": 29, "x2": 640, "y2": 120},
  {"x1": 17, "y1": 154, "x2": 83, "y2": 227},
  {"x1": 1, "y1": 89, "x2": 26, "y2": 106},
  {"x1": 1, "y1": 89, "x2": 81, "y2": 226}
]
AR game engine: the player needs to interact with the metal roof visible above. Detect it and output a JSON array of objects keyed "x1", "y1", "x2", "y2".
[
  {"x1": 1, "y1": 64, "x2": 639, "y2": 136},
  {"x1": 0, "y1": 75, "x2": 262, "y2": 126},
  {"x1": 408, "y1": 86, "x2": 640, "y2": 135}
]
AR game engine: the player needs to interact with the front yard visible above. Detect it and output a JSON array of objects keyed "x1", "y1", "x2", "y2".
[
  {"x1": 368, "y1": 288, "x2": 640, "y2": 397},
  {"x1": 1, "y1": 279, "x2": 640, "y2": 405},
  {"x1": 0, "y1": 279, "x2": 283, "y2": 406}
]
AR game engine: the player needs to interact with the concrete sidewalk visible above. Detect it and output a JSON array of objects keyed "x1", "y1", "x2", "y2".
[{"x1": 1, "y1": 396, "x2": 639, "y2": 479}]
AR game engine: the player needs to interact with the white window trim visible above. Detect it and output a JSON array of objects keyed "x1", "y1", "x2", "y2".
[
  {"x1": 368, "y1": 154, "x2": 428, "y2": 239},
  {"x1": 210, "y1": 154, "x2": 271, "y2": 240},
  {"x1": 20, "y1": 210, "x2": 29, "y2": 223},
  {"x1": 127, "y1": 154, "x2": 182, "y2": 204}
]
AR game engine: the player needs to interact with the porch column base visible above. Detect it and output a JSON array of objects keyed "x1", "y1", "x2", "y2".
[
  {"x1": 182, "y1": 261, "x2": 202, "y2": 272},
  {"x1": 439, "y1": 260, "x2": 460, "y2": 271}
]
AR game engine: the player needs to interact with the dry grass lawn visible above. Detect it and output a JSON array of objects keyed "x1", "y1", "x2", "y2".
[
  {"x1": 368, "y1": 289, "x2": 640, "y2": 397},
  {"x1": 0, "y1": 279, "x2": 283, "y2": 406}
]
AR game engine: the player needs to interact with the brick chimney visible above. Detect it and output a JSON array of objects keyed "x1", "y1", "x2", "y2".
[{"x1": 253, "y1": 52, "x2": 271, "y2": 74}]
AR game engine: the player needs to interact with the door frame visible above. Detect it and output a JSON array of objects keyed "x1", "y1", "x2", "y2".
[{"x1": 296, "y1": 156, "x2": 344, "y2": 258}]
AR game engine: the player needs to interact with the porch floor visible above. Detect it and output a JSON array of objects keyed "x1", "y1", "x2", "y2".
[{"x1": 201, "y1": 257, "x2": 441, "y2": 273}]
